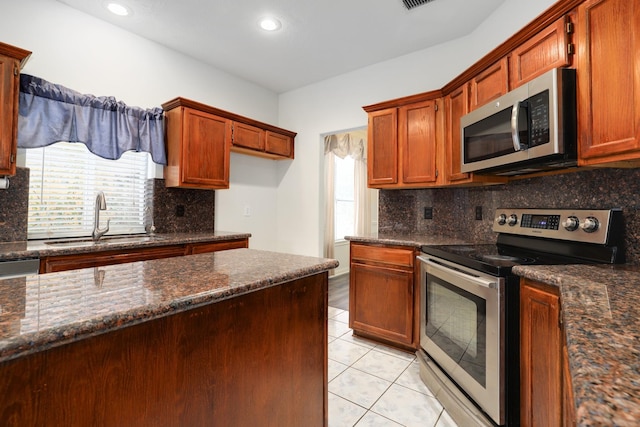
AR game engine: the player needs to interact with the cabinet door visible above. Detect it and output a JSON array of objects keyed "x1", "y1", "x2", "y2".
[
  {"x1": 577, "y1": 0, "x2": 640, "y2": 165},
  {"x1": 446, "y1": 84, "x2": 471, "y2": 182},
  {"x1": 399, "y1": 100, "x2": 438, "y2": 184},
  {"x1": 470, "y1": 58, "x2": 510, "y2": 110},
  {"x1": 367, "y1": 108, "x2": 398, "y2": 186},
  {"x1": 510, "y1": 15, "x2": 573, "y2": 88},
  {"x1": 232, "y1": 122, "x2": 264, "y2": 151},
  {"x1": 265, "y1": 131, "x2": 294, "y2": 158},
  {"x1": 349, "y1": 263, "x2": 414, "y2": 347},
  {"x1": 520, "y1": 280, "x2": 562, "y2": 427},
  {"x1": 181, "y1": 108, "x2": 231, "y2": 188},
  {"x1": 0, "y1": 54, "x2": 19, "y2": 176}
]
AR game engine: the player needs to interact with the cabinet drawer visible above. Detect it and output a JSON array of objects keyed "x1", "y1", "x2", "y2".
[{"x1": 350, "y1": 243, "x2": 414, "y2": 268}]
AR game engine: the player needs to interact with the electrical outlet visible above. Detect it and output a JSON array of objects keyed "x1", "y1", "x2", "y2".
[
  {"x1": 176, "y1": 205, "x2": 185, "y2": 217},
  {"x1": 475, "y1": 206, "x2": 483, "y2": 220},
  {"x1": 424, "y1": 207, "x2": 433, "y2": 220}
]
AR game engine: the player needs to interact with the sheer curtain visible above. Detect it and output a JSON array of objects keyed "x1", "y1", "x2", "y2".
[{"x1": 323, "y1": 130, "x2": 369, "y2": 261}]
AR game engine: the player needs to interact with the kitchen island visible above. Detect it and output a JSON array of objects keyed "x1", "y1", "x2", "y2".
[{"x1": 0, "y1": 248, "x2": 337, "y2": 426}]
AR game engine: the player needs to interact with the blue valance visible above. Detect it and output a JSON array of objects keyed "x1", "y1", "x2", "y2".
[{"x1": 18, "y1": 74, "x2": 166, "y2": 165}]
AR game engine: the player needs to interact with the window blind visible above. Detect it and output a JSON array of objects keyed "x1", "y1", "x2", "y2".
[{"x1": 25, "y1": 142, "x2": 150, "y2": 240}]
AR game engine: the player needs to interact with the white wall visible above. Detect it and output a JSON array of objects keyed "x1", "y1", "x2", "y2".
[
  {"x1": 2, "y1": 0, "x2": 556, "y2": 256},
  {"x1": 276, "y1": 0, "x2": 557, "y2": 257}
]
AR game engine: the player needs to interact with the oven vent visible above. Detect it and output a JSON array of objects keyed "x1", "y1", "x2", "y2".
[{"x1": 402, "y1": 0, "x2": 436, "y2": 10}]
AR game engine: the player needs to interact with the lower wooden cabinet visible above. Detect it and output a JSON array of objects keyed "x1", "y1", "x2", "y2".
[
  {"x1": 349, "y1": 242, "x2": 418, "y2": 351},
  {"x1": 520, "y1": 278, "x2": 575, "y2": 427},
  {"x1": 39, "y1": 238, "x2": 249, "y2": 273}
]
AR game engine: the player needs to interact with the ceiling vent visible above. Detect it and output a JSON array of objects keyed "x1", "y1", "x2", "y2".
[{"x1": 402, "y1": 0, "x2": 436, "y2": 10}]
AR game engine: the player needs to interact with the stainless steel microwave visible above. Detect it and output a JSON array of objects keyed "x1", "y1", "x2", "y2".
[{"x1": 460, "y1": 68, "x2": 576, "y2": 176}]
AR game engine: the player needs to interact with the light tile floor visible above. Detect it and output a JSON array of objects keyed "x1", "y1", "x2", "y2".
[{"x1": 328, "y1": 306, "x2": 459, "y2": 427}]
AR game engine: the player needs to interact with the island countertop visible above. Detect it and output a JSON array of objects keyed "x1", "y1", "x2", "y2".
[
  {"x1": 0, "y1": 231, "x2": 252, "y2": 261},
  {"x1": 513, "y1": 264, "x2": 640, "y2": 426},
  {"x1": 0, "y1": 248, "x2": 338, "y2": 364}
]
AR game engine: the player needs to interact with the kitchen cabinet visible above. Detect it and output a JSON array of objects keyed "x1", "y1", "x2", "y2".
[
  {"x1": 364, "y1": 94, "x2": 443, "y2": 189},
  {"x1": 39, "y1": 237, "x2": 249, "y2": 273},
  {"x1": 231, "y1": 122, "x2": 295, "y2": 160},
  {"x1": 164, "y1": 102, "x2": 231, "y2": 189},
  {"x1": 349, "y1": 242, "x2": 418, "y2": 350},
  {"x1": 576, "y1": 0, "x2": 640, "y2": 166},
  {"x1": 163, "y1": 97, "x2": 296, "y2": 189},
  {"x1": 0, "y1": 42, "x2": 31, "y2": 177},
  {"x1": 520, "y1": 278, "x2": 575, "y2": 426},
  {"x1": 470, "y1": 58, "x2": 510, "y2": 111},
  {"x1": 509, "y1": 14, "x2": 574, "y2": 89}
]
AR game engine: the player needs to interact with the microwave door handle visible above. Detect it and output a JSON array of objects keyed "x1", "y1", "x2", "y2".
[{"x1": 511, "y1": 101, "x2": 526, "y2": 151}]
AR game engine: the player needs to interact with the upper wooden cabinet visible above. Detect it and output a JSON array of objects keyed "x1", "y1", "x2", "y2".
[
  {"x1": 164, "y1": 102, "x2": 231, "y2": 189},
  {"x1": 163, "y1": 98, "x2": 296, "y2": 190},
  {"x1": 470, "y1": 58, "x2": 510, "y2": 111},
  {"x1": 231, "y1": 121, "x2": 295, "y2": 160},
  {"x1": 509, "y1": 14, "x2": 575, "y2": 88},
  {"x1": 576, "y1": 0, "x2": 640, "y2": 166},
  {"x1": 0, "y1": 42, "x2": 30, "y2": 177},
  {"x1": 364, "y1": 93, "x2": 443, "y2": 189},
  {"x1": 367, "y1": 107, "x2": 398, "y2": 186}
]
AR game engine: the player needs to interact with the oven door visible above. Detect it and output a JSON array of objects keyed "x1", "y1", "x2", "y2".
[{"x1": 418, "y1": 255, "x2": 505, "y2": 425}]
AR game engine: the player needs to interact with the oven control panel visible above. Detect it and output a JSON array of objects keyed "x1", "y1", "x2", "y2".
[{"x1": 493, "y1": 208, "x2": 622, "y2": 244}]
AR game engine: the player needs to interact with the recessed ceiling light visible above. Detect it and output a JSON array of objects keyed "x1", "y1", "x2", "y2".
[
  {"x1": 259, "y1": 17, "x2": 281, "y2": 32},
  {"x1": 106, "y1": 2, "x2": 130, "y2": 16}
]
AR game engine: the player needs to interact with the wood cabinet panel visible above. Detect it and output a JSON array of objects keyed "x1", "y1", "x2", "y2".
[
  {"x1": 349, "y1": 263, "x2": 414, "y2": 347},
  {"x1": 164, "y1": 106, "x2": 231, "y2": 189},
  {"x1": 510, "y1": 15, "x2": 573, "y2": 88},
  {"x1": 367, "y1": 108, "x2": 398, "y2": 186},
  {"x1": 0, "y1": 42, "x2": 30, "y2": 177},
  {"x1": 399, "y1": 100, "x2": 438, "y2": 184},
  {"x1": 576, "y1": 0, "x2": 640, "y2": 165},
  {"x1": 0, "y1": 273, "x2": 328, "y2": 426},
  {"x1": 470, "y1": 58, "x2": 509, "y2": 110},
  {"x1": 40, "y1": 245, "x2": 187, "y2": 273},
  {"x1": 445, "y1": 84, "x2": 470, "y2": 183},
  {"x1": 232, "y1": 121, "x2": 264, "y2": 151},
  {"x1": 520, "y1": 279, "x2": 562, "y2": 427},
  {"x1": 265, "y1": 131, "x2": 294, "y2": 158},
  {"x1": 351, "y1": 243, "x2": 414, "y2": 268},
  {"x1": 186, "y1": 238, "x2": 248, "y2": 255}
]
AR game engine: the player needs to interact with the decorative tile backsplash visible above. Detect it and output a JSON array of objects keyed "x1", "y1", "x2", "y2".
[
  {"x1": 379, "y1": 167, "x2": 640, "y2": 264},
  {"x1": 0, "y1": 169, "x2": 215, "y2": 242}
]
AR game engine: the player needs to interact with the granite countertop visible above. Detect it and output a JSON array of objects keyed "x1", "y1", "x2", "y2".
[
  {"x1": 513, "y1": 264, "x2": 640, "y2": 426},
  {"x1": 345, "y1": 232, "x2": 475, "y2": 248},
  {"x1": 0, "y1": 231, "x2": 251, "y2": 261},
  {"x1": 0, "y1": 248, "x2": 338, "y2": 364}
]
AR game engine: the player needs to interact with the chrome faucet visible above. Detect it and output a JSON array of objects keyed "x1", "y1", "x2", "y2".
[{"x1": 92, "y1": 191, "x2": 110, "y2": 242}]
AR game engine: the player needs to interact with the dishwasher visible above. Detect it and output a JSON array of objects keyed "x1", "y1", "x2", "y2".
[{"x1": 0, "y1": 259, "x2": 40, "y2": 279}]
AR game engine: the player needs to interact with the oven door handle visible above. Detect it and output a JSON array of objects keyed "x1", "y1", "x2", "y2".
[{"x1": 419, "y1": 256, "x2": 497, "y2": 290}]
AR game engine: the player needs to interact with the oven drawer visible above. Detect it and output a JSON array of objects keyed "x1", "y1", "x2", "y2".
[{"x1": 350, "y1": 243, "x2": 414, "y2": 268}]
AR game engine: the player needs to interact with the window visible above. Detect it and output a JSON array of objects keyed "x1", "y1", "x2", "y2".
[
  {"x1": 25, "y1": 142, "x2": 150, "y2": 240},
  {"x1": 334, "y1": 155, "x2": 355, "y2": 240}
]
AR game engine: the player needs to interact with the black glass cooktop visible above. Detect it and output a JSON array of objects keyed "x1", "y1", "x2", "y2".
[{"x1": 421, "y1": 234, "x2": 621, "y2": 277}]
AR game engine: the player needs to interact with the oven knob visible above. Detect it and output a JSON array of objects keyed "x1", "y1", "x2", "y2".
[
  {"x1": 507, "y1": 214, "x2": 518, "y2": 226},
  {"x1": 497, "y1": 214, "x2": 507, "y2": 225},
  {"x1": 580, "y1": 217, "x2": 600, "y2": 233},
  {"x1": 562, "y1": 216, "x2": 580, "y2": 231}
]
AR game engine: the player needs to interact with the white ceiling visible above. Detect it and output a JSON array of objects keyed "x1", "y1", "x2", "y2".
[{"x1": 56, "y1": 0, "x2": 506, "y2": 93}]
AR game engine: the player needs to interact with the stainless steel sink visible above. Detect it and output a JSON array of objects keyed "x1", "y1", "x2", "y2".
[{"x1": 45, "y1": 235, "x2": 166, "y2": 247}]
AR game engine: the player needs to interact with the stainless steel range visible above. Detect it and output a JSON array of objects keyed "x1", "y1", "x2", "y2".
[{"x1": 417, "y1": 208, "x2": 624, "y2": 426}]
